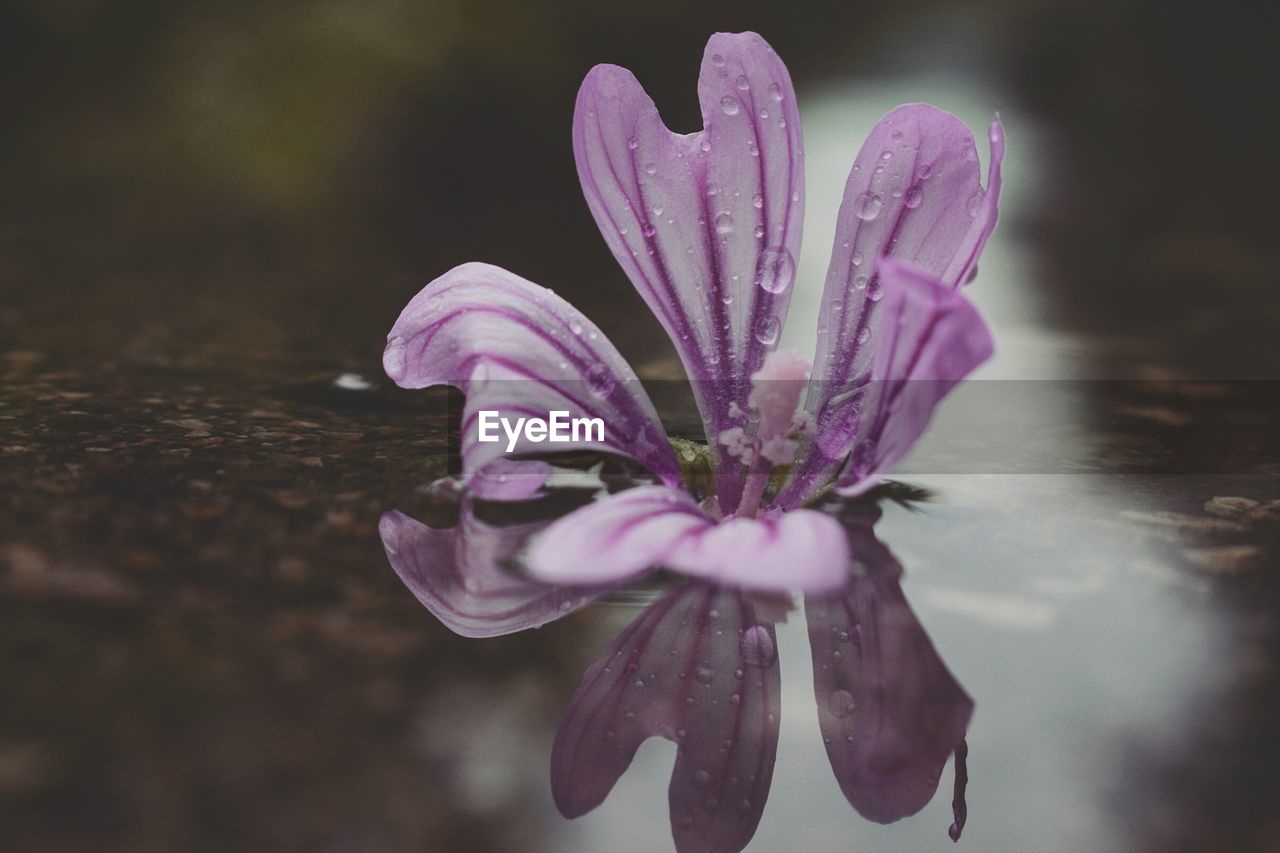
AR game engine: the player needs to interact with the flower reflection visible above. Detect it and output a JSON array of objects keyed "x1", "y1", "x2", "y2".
[{"x1": 379, "y1": 498, "x2": 971, "y2": 851}]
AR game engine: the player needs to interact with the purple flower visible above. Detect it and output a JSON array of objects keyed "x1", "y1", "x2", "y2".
[{"x1": 382, "y1": 31, "x2": 1003, "y2": 594}]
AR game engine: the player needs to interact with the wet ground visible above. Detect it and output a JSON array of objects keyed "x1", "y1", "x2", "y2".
[{"x1": 2, "y1": 1, "x2": 1279, "y2": 851}]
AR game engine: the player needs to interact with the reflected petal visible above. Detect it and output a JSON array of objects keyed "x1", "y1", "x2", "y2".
[
  {"x1": 805, "y1": 511, "x2": 973, "y2": 826},
  {"x1": 551, "y1": 582, "x2": 781, "y2": 853},
  {"x1": 574, "y1": 31, "x2": 804, "y2": 506},
  {"x1": 379, "y1": 505, "x2": 602, "y2": 638}
]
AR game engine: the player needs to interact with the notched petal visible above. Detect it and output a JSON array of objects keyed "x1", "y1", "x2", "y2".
[{"x1": 574, "y1": 32, "x2": 804, "y2": 507}]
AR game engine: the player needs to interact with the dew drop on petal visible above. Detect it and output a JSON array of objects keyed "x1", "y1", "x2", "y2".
[
  {"x1": 768, "y1": 81, "x2": 784, "y2": 101},
  {"x1": 967, "y1": 190, "x2": 984, "y2": 218},
  {"x1": 754, "y1": 314, "x2": 781, "y2": 346},
  {"x1": 854, "y1": 192, "x2": 883, "y2": 221},
  {"x1": 720, "y1": 95, "x2": 741, "y2": 116},
  {"x1": 756, "y1": 248, "x2": 795, "y2": 294},
  {"x1": 586, "y1": 363, "x2": 616, "y2": 397},
  {"x1": 904, "y1": 185, "x2": 924, "y2": 209},
  {"x1": 734, "y1": 74, "x2": 750, "y2": 91},
  {"x1": 830, "y1": 689, "x2": 856, "y2": 718},
  {"x1": 740, "y1": 625, "x2": 776, "y2": 666},
  {"x1": 644, "y1": 162, "x2": 657, "y2": 176},
  {"x1": 890, "y1": 129, "x2": 904, "y2": 142},
  {"x1": 867, "y1": 278, "x2": 884, "y2": 302},
  {"x1": 627, "y1": 137, "x2": 639, "y2": 150},
  {"x1": 715, "y1": 212, "x2": 734, "y2": 234},
  {"x1": 751, "y1": 192, "x2": 763, "y2": 209}
]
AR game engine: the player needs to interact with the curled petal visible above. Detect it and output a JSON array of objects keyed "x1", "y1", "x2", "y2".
[
  {"x1": 574, "y1": 31, "x2": 805, "y2": 507},
  {"x1": 805, "y1": 514, "x2": 973, "y2": 825},
  {"x1": 526, "y1": 485, "x2": 849, "y2": 593},
  {"x1": 780, "y1": 107, "x2": 1003, "y2": 507},
  {"x1": 665, "y1": 509, "x2": 849, "y2": 593},
  {"x1": 551, "y1": 581, "x2": 781, "y2": 853},
  {"x1": 525, "y1": 485, "x2": 710, "y2": 586},
  {"x1": 832, "y1": 260, "x2": 993, "y2": 495},
  {"x1": 383, "y1": 262, "x2": 680, "y2": 497},
  {"x1": 379, "y1": 506, "x2": 602, "y2": 638}
]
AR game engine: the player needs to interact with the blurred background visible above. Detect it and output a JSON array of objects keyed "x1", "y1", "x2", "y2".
[{"x1": 2, "y1": 1, "x2": 1278, "y2": 851}]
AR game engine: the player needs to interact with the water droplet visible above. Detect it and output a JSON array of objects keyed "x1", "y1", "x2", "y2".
[
  {"x1": 756, "y1": 248, "x2": 794, "y2": 294},
  {"x1": 966, "y1": 190, "x2": 984, "y2": 218},
  {"x1": 382, "y1": 335, "x2": 407, "y2": 381},
  {"x1": 768, "y1": 81, "x2": 784, "y2": 101},
  {"x1": 904, "y1": 185, "x2": 923, "y2": 209},
  {"x1": 567, "y1": 316, "x2": 583, "y2": 336},
  {"x1": 856, "y1": 327, "x2": 870, "y2": 345},
  {"x1": 627, "y1": 137, "x2": 639, "y2": 150},
  {"x1": 729, "y1": 693, "x2": 741, "y2": 706},
  {"x1": 918, "y1": 163, "x2": 934, "y2": 180},
  {"x1": 693, "y1": 769, "x2": 713, "y2": 788},
  {"x1": 696, "y1": 667, "x2": 714, "y2": 685},
  {"x1": 854, "y1": 192, "x2": 883, "y2": 221},
  {"x1": 851, "y1": 250, "x2": 864, "y2": 266},
  {"x1": 642, "y1": 222, "x2": 656, "y2": 238},
  {"x1": 881, "y1": 150, "x2": 893, "y2": 160},
  {"x1": 853, "y1": 274, "x2": 868, "y2": 290},
  {"x1": 889, "y1": 129, "x2": 904, "y2": 142},
  {"x1": 740, "y1": 625, "x2": 776, "y2": 666},
  {"x1": 633, "y1": 679, "x2": 645, "y2": 689},
  {"x1": 715, "y1": 212, "x2": 734, "y2": 234},
  {"x1": 586, "y1": 363, "x2": 616, "y2": 397},
  {"x1": 753, "y1": 314, "x2": 781, "y2": 346},
  {"x1": 867, "y1": 278, "x2": 883, "y2": 302},
  {"x1": 751, "y1": 193, "x2": 763, "y2": 209},
  {"x1": 720, "y1": 95, "x2": 740, "y2": 116},
  {"x1": 734, "y1": 74, "x2": 750, "y2": 91},
  {"x1": 712, "y1": 53, "x2": 725, "y2": 66},
  {"x1": 644, "y1": 162, "x2": 657, "y2": 176},
  {"x1": 651, "y1": 203, "x2": 664, "y2": 217},
  {"x1": 700, "y1": 138, "x2": 712, "y2": 153},
  {"x1": 830, "y1": 689, "x2": 856, "y2": 717}
]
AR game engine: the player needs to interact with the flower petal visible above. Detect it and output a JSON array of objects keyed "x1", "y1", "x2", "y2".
[
  {"x1": 665, "y1": 509, "x2": 849, "y2": 593},
  {"x1": 467, "y1": 458, "x2": 552, "y2": 501},
  {"x1": 551, "y1": 581, "x2": 781, "y2": 853},
  {"x1": 525, "y1": 485, "x2": 849, "y2": 593},
  {"x1": 779, "y1": 108, "x2": 1003, "y2": 507},
  {"x1": 383, "y1": 262, "x2": 680, "y2": 497},
  {"x1": 805, "y1": 515, "x2": 973, "y2": 825},
  {"x1": 832, "y1": 260, "x2": 993, "y2": 495},
  {"x1": 379, "y1": 506, "x2": 602, "y2": 638},
  {"x1": 525, "y1": 485, "x2": 710, "y2": 586},
  {"x1": 573, "y1": 31, "x2": 804, "y2": 506}
]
